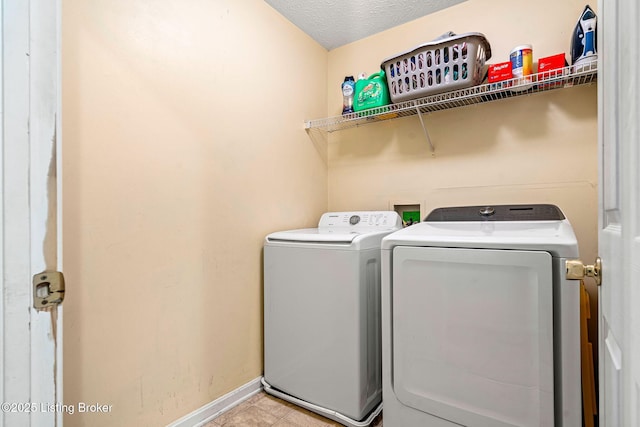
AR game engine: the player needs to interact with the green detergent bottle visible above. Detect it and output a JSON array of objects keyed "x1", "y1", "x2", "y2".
[{"x1": 353, "y1": 71, "x2": 390, "y2": 112}]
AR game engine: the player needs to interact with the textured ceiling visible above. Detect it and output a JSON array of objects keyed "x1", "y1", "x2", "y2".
[{"x1": 264, "y1": 0, "x2": 467, "y2": 50}]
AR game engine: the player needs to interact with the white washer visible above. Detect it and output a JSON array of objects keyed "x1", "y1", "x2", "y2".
[
  {"x1": 381, "y1": 204, "x2": 581, "y2": 427},
  {"x1": 263, "y1": 211, "x2": 402, "y2": 427}
]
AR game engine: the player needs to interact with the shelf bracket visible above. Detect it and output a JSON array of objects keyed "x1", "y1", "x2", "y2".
[{"x1": 415, "y1": 105, "x2": 434, "y2": 153}]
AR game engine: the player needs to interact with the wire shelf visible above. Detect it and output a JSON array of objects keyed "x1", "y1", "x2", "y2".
[{"x1": 305, "y1": 62, "x2": 597, "y2": 133}]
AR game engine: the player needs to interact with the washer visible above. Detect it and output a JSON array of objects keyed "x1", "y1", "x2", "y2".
[
  {"x1": 263, "y1": 211, "x2": 402, "y2": 427},
  {"x1": 381, "y1": 204, "x2": 581, "y2": 426}
]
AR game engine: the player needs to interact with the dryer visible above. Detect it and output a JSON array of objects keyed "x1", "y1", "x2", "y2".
[
  {"x1": 381, "y1": 204, "x2": 581, "y2": 426},
  {"x1": 263, "y1": 211, "x2": 402, "y2": 427}
]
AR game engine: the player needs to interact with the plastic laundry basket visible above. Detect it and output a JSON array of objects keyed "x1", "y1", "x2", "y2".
[{"x1": 381, "y1": 32, "x2": 491, "y2": 103}]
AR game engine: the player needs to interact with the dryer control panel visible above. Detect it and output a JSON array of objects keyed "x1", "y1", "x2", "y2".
[
  {"x1": 319, "y1": 211, "x2": 402, "y2": 229},
  {"x1": 425, "y1": 204, "x2": 566, "y2": 222}
]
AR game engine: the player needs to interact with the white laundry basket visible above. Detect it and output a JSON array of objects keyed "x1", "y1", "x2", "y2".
[{"x1": 381, "y1": 32, "x2": 491, "y2": 102}]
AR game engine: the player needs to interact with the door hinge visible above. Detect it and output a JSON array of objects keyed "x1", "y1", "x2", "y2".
[
  {"x1": 33, "y1": 271, "x2": 65, "y2": 310},
  {"x1": 566, "y1": 257, "x2": 602, "y2": 286}
]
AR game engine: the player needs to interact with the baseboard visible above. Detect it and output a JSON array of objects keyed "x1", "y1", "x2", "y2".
[{"x1": 166, "y1": 376, "x2": 263, "y2": 427}]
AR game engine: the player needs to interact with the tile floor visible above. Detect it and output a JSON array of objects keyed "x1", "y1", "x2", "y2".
[{"x1": 203, "y1": 391, "x2": 383, "y2": 427}]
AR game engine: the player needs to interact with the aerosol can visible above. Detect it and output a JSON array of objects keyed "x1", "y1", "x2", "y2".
[{"x1": 571, "y1": 5, "x2": 597, "y2": 69}]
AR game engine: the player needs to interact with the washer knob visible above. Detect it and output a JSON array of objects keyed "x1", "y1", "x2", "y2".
[
  {"x1": 349, "y1": 215, "x2": 360, "y2": 225},
  {"x1": 479, "y1": 206, "x2": 495, "y2": 216}
]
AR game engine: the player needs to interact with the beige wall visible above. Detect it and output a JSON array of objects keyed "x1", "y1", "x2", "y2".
[
  {"x1": 61, "y1": 1, "x2": 327, "y2": 426},
  {"x1": 327, "y1": 0, "x2": 599, "y2": 348}
]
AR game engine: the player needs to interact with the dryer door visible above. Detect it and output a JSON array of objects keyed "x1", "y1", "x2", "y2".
[{"x1": 392, "y1": 246, "x2": 554, "y2": 427}]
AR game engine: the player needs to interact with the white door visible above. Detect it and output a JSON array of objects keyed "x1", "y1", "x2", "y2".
[
  {"x1": 598, "y1": 0, "x2": 640, "y2": 425},
  {"x1": 1, "y1": 0, "x2": 63, "y2": 426}
]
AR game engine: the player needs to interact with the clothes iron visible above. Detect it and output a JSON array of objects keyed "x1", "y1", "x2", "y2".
[{"x1": 571, "y1": 5, "x2": 597, "y2": 68}]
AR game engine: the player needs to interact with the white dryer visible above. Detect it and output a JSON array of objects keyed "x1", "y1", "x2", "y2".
[
  {"x1": 263, "y1": 211, "x2": 402, "y2": 427},
  {"x1": 381, "y1": 204, "x2": 581, "y2": 426}
]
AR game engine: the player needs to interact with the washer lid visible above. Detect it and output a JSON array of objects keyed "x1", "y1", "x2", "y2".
[
  {"x1": 266, "y1": 228, "x2": 360, "y2": 244},
  {"x1": 382, "y1": 217, "x2": 579, "y2": 258}
]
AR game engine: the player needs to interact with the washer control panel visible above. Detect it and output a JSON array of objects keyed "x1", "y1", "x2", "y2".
[{"x1": 319, "y1": 211, "x2": 402, "y2": 228}]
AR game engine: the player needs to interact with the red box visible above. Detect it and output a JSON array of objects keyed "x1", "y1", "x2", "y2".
[
  {"x1": 488, "y1": 62, "x2": 513, "y2": 83},
  {"x1": 538, "y1": 53, "x2": 568, "y2": 87},
  {"x1": 538, "y1": 53, "x2": 567, "y2": 73}
]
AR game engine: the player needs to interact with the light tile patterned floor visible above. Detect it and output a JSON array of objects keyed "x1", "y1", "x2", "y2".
[{"x1": 203, "y1": 391, "x2": 383, "y2": 427}]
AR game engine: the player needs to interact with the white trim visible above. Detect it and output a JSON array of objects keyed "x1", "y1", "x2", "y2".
[
  {"x1": 0, "y1": 1, "x2": 5, "y2": 412},
  {"x1": 29, "y1": 0, "x2": 62, "y2": 425},
  {"x1": 55, "y1": 0, "x2": 64, "y2": 423},
  {"x1": 166, "y1": 377, "x2": 263, "y2": 427},
  {"x1": 2, "y1": 4, "x2": 62, "y2": 423}
]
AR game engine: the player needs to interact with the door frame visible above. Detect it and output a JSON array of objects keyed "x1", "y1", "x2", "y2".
[{"x1": 0, "y1": 0, "x2": 62, "y2": 425}]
